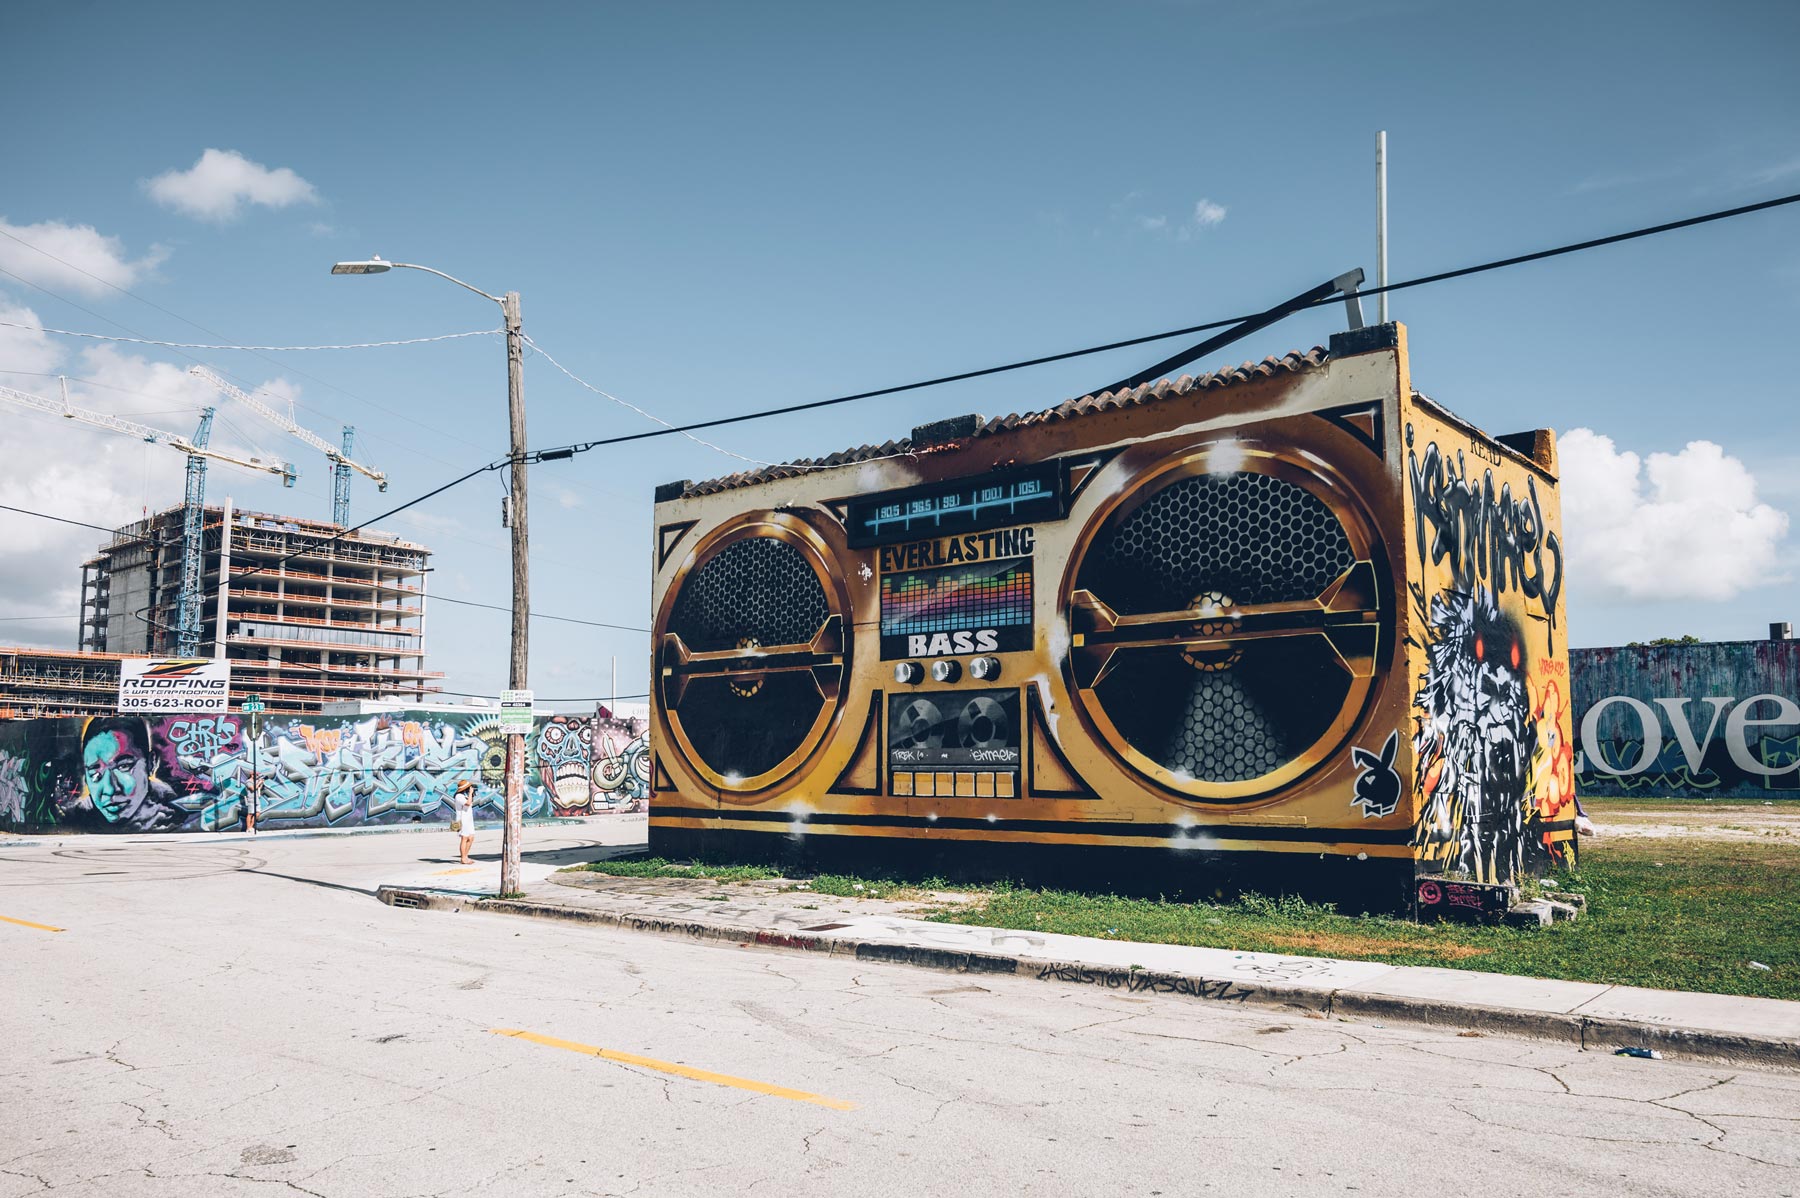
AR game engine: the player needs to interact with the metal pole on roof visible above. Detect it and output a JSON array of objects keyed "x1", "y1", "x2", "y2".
[{"x1": 1377, "y1": 131, "x2": 1390, "y2": 323}]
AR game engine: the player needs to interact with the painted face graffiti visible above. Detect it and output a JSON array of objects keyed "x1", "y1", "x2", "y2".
[
  {"x1": 79, "y1": 717, "x2": 182, "y2": 831},
  {"x1": 1412, "y1": 588, "x2": 1538, "y2": 884},
  {"x1": 535, "y1": 715, "x2": 596, "y2": 815}
]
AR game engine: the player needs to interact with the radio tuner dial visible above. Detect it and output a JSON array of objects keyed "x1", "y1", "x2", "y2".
[
  {"x1": 968, "y1": 655, "x2": 1002, "y2": 681},
  {"x1": 893, "y1": 661, "x2": 924, "y2": 685},
  {"x1": 930, "y1": 659, "x2": 962, "y2": 683}
]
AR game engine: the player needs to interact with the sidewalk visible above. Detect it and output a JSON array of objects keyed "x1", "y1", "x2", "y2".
[
  {"x1": 377, "y1": 867, "x2": 1800, "y2": 1071},
  {"x1": 0, "y1": 814, "x2": 605, "y2": 847}
]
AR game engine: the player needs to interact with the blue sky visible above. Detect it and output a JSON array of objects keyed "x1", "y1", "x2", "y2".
[{"x1": 2, "y1": 0, "x2": 1797, "y2": 704}]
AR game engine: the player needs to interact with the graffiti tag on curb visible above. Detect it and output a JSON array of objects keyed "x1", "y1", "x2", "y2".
[{"x1": 1034, "y1": 963, "x2": 1254, "y2": 1003}]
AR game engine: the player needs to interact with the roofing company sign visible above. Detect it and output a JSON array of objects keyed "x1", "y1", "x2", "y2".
[{"x1": 118, "y1": 658, "x2": 232, "y2": 714}]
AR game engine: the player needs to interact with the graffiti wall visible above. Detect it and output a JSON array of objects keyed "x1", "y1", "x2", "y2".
[
  {"x1": 1572, "y1": 640, "x2": 1799, "y2": 799},
  {"x1": 1403, "y1": 405, "x2": 1573, "y2": 885},
  {"x1": 0, "y1": 707, "x2": 649, "y2": 834}
]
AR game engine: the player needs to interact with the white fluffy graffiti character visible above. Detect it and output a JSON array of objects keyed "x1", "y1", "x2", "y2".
[{"x1": 1413, "y1": 588, "x2": 1536, "y2": 884}]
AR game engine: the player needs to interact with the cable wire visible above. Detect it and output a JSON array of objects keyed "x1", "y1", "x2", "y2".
[
  {"x1": 537, "y1": 189, "x2": 1800, "y2": 459},
  {"x1": 0, "y1": 320, "x2": 501, "y2": 352},
  {"x1": 522, "y1": 333, "x2": 918, "y2": 473},
  {"x1": 0, "y1": 502, "x2": 117, "y2": 533},
  {"x1": 427, "y1": 593, "x2": 648, "y2": 633}
]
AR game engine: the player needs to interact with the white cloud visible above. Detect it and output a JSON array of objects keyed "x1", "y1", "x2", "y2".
[
  {"x1": 144, "y1": 149, "x2": 320, "y2": 222},
  {"x1": 1191, "y1": 198, "x2": 1227, "y2": 227},
  {"x1": 1559, "y1": 428, "x2": 1790, "y2": 602},
  {"x1": 0, "y1": 218, "x2": 168, "y2": 295},
  {"x1": 0, "y1": 303, "x2": 305, "y2": 632}
]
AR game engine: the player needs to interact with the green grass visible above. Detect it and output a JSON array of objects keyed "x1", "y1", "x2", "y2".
[
  {"x1": 570, "y1": 857, "x2": 783, "y2": 883},
  {"x1": 572, "y1": 842, "x2": 1800, "y2": 1000},
  {"x1": 927, "y1": 836, "x2": 1800, "y2": 1001},
  {"x1": 570, "y1": 856, "x2": 955, "y2": 900}
]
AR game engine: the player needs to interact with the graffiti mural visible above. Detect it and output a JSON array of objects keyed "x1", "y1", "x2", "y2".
[
  {"x1": 1571, "y1": 640, "x2": 1800, "y2": 799},
  {"x1": 1405, "y1": 418, "x2": 1572, "y2": 886},
  {"x1": 1411, "y1": 586, "x2": 1538, "y2": 882},
  {"x1": 1406, "y1": 428, "x2": 1563, "y2": 636},
  {"x1": 533, "y1": 712, "x2": 650, "y2": 816},
  {"x1": 0, "y1": 708, "x2": 647, "y2": 834}
]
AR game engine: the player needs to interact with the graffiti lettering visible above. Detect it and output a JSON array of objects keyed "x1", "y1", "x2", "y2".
[
  {"x1": 1, "y1": 707, "x2": 649, "y2": 834},
  {"x1": 1033, "y1": 963, "x2": 1254, "y2": 1003},
  {"x1": 1407, "y1": 427, "x2": 1563, "y2": 629},
  {"x1": 1579, "y1": 694, "x2": 1800, "y2": 785}
]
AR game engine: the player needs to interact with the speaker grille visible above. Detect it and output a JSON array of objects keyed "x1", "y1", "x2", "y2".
[
  {"x1": 1082, "y1": 472, "x2": 1353, "y2": 614},
  {"x1": 668, "y1": 537, "x2": 830, "y2": 651},
  {"x1": 1076, "y1": 471, "x2": 1358, "y2": 788}
]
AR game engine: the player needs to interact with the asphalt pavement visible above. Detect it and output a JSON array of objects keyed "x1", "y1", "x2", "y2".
[{"x1": 2, "y1": 824, "x2": 1797, "y2": 1197}]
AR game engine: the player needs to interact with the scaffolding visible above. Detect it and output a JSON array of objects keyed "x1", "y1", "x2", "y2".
[{"x1": 74, "y1": 503, "x2": 440, "y2": 716}]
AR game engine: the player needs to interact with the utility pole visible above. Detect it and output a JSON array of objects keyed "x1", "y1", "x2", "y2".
[
  {"x1": 329, "y1": 257, "x2": 531, "y2": 897},
  {"x1": 502, "y1": 290, "x2": 528, "y2": 897}
]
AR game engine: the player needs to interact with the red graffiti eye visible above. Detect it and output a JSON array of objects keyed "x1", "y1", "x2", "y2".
[
  {"x1": 1510, "y1": 641, "x2": 1521, "y2": 670},
  {"x1": 1474, "y1": 637, "x2": 1485, "y2": 661}
]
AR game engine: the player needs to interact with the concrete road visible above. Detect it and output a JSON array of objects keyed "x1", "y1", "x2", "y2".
[{"x1": 1, "y1": 827, "x2": 1796, "y2": 1198}]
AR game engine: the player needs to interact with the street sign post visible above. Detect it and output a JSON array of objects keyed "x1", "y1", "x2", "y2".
[{"x1": 500, "y1": 690, "x2": 535, "y2": 735}]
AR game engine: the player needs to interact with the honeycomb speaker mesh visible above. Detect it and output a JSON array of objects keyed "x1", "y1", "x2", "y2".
[
  {"x1": 1075, "y1": 471, "x2": 1358, "y2": 788},
  {"x1": 667, "y1": 537, "x2": 830, "y2": 652},
  {"x1": 665, "y1": 535, "x2": 833, "y2": 782},
  {"x1": 1083, "y1": 472, "x2": 1353, "y2": 614}
]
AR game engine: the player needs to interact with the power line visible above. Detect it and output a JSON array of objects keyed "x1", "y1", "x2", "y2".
[
  {"x1": 0, "y1": 497, "x2": 644, "y2": 634},
  {"x1": 532, "y1": 189, "x2": 1800, "y2": 459},
  {"x1": 431, "y1": 689, "x2": 649, "y2": 704},
  {"x1": 523, "y1": 334, "x2": 915, "y2": 473},
  {"x1": 0, "y1": 257, "x2": 486, "y2": 473},
  {"x1": 0, "y1": 319, "x2": 500, "y2": 352},
  {"x1": 0, "y1": 502, "x2": 116, "y2": 533},
  {"x1": 10, "y1": 187, "x2": 1798, "y2": 660},
  {"x1": 428, "y1": 593, "x2": 648, "y2": 633}
]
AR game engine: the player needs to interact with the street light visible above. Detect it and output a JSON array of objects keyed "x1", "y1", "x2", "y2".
[{"x1": 331, "y1": 255, "x2": 530, "y2": 897}]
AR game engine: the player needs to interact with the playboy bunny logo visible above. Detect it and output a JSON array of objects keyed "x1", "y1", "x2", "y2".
[{"x1": 1351, "y1": 731, "x2": 1401, "y2": 818}]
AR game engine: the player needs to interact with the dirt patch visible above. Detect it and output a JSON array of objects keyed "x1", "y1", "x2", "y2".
[
  {"x1": 1577, "y1": 799, "x2": 1800, "y2": 842},
  {"x1": 1264, "y1": 931, "x2": 1493, "y2": 961}
]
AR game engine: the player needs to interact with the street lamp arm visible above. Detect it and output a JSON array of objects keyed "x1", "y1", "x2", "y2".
[{"x1": 386, "y1": 262, "x2": 506, "y2": 305}]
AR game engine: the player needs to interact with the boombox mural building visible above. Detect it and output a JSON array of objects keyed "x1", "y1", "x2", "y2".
[{"x1": 648, "y1": 323, "x2": 1572, "y2": 911}]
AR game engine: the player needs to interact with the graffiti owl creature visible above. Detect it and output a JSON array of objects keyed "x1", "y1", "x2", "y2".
[{"x1": 1413, "y1": 588, "x2": 1536, "y2": 884}]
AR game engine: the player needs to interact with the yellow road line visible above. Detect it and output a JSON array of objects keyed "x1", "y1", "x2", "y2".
[
  {"x1": 429, "y1": 867, "x2": 482, "y2": 876},
  {"x1": 0, "y1": 914, "x2": 65, "y2": 933},
  {"x1": 489, "y1": 1028, "x2": 855, "y2": 1111}
]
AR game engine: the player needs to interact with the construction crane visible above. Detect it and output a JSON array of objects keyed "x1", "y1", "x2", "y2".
[
  {"x1": 188, "y1": 365, "x2": 388, "y2": 527},
  {"x1": 0, "y1": 380, "x2": 297, "y2": 656}
]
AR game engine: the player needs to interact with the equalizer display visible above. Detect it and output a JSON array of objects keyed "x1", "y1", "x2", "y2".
[
  {"x1": 846, "y1": 461, "x2": 1066, "y2": 548},
  {"x1": 880, "y1": 557, "x2": 1033, "y2": 659}
]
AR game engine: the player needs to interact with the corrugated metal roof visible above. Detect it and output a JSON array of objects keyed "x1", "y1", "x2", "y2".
[{"x1": 678, "y1": 346, "x2": 1329, "y2": 498}]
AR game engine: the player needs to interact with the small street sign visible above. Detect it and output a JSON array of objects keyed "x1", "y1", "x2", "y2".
[
  {"x1": 242, "y1": 696, "x2": 266, "y2": 714},
  {"x1": 500, "y1": 689, "x2": 535, "y2": 734}
]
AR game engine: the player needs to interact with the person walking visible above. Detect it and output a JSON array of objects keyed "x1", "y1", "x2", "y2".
[
  {"x1": 242, "y1": 772, "x2": 264, "y2": 835},
  {"x1": 452, "y1": 779, "x2": 476, "y2": 865}
]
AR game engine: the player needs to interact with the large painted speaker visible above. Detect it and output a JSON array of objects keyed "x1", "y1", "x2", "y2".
[{"x1": 648, "y1": 324, "x2": 1573, "y2": 911}]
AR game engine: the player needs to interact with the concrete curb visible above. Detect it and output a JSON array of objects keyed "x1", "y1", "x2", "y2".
[
  {"x1": 0, "y1": 816, "x2": 616, "y2": 845},
  {"x1": 376, "y1": 886, "x2": 1799, "y2": 1071}
]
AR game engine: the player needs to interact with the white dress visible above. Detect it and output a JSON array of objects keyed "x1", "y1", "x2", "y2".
[{"x1": 454, "y1": 795, "x2": 475, "y2": 835}]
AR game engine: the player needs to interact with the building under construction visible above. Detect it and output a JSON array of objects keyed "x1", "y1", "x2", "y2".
[
  {"x1": 77, "y1": 504, "x2": 440, "y2": 715},
  {"x1": 0, "y1": 646, "x2": 127, "y2": 720}
]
